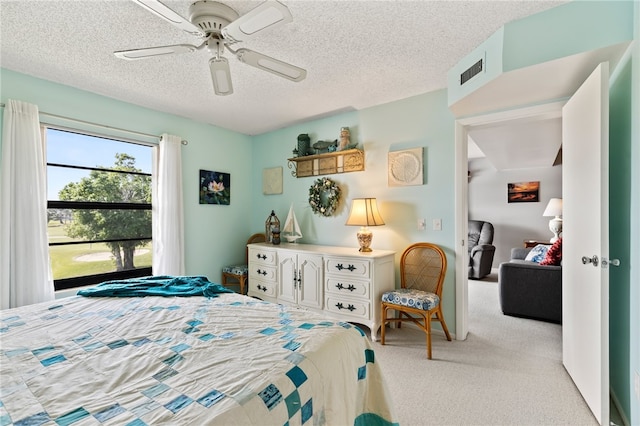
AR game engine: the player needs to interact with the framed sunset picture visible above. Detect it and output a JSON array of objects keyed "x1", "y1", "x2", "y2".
[{"x1": 507, "y1": 181, "x2": 539, "y2": 203}]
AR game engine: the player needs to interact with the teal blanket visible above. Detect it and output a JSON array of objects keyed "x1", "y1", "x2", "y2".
[{"x1": 77, "y1": 275, "x2": 233, "y2": 298}]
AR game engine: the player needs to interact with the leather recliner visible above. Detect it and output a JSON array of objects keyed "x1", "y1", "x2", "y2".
[{"x1": 468, "y1": 220, "x2": 496, "y2": 279}]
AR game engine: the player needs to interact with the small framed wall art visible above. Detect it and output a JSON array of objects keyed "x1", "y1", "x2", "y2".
[
  {"x1": 388, "y1": 147, "x2": 423, "y2": 187},
  {"x1": 262, "y1": 166, "x2": 283, "y2": 195},
  {"x1": 507, "y1": 181, "x2": 539, "y2": 203},
  {"x1": 200, "y1": 169, "x2": 231, "y2": 205}
]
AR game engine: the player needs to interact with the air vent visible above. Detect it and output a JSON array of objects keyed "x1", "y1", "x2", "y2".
[{"x1": 460, "y1": 59, "x2": 483, "y2": 85}]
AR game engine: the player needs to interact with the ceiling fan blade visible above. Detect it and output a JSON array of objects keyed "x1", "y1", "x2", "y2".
[
  {"x1": 114, "y1": 44, "x2": 197, "y2": 60},
  {"x1": 222, "y1": 0, "x2": 292, "y2": 42},
  {"x1": 236, "y1": 48, "x2": 306, "y2": 82},
  {"x1": 133, "y1": 0, "x2": 205, "y2": 37},
  {"x1": 209, "y1": 57, "x2": 234, "y2": 96}
]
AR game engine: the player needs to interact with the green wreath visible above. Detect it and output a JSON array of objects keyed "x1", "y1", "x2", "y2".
[{"x1": 309, "y1": 177, "x2": 341, "y2": 217}]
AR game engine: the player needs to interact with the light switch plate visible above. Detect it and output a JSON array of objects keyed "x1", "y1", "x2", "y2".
[
  {"x1": 433, "y1": 218, "x2": 442, "y2": 231},
  {"x1": 418, "y1": 219, "x2": 426, "y2": 231}
]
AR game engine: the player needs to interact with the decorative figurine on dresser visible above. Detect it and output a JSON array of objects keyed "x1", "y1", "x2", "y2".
[
  {"x1": 264, "y1": 210, "x2": 280, "y2": 244},
  {"x1": 296, "y1": 133, "x2": 311, "y2": 157},
  {"x1": 338, "y1": 126, "x2": 351, "y2": 151}
]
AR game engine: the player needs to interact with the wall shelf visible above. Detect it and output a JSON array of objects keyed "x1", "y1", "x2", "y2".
[{"x1": 287, "y1": 149, "x2": 365, "y2": 178}]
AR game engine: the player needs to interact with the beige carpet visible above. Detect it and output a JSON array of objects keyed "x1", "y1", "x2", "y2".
[{"x1": 371, "y1": 272, "x2": 598, "y2": 426}]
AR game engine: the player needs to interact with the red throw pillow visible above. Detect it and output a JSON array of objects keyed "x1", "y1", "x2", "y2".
[{"x1": 540, "y1": 237, "x2": 562, "y2": 266}]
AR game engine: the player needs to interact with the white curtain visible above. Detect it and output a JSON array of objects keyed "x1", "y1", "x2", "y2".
[
  {"x1": 0, "y1": 100, "x2": 55, "y2": 309},
  {"x1": 152, "y1": 133, "x2": 185, "y2": 276}
]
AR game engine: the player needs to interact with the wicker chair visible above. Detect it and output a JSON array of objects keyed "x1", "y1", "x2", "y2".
[
  {"x1": 221, "y1": 233, "x2": 266, "y2": 294},
  {"x1": 381, "y1": 242, "x2": 452, "y2": 359}
]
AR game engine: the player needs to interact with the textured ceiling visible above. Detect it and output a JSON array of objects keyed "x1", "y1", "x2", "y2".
[{"x1": 0, "y1": 0, "x2": 567, "y2": 136}]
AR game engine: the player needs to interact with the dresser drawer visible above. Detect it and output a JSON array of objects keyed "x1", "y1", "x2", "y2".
[
  {"x1": 249, "y1": 264, "x2": 277, "y2": 282},
  {"x1": 325, "y1": 278, "x2": 370, "y2": 299},
  {"x1": 248, "y1": 247, "x2": 277, "y2": 266},
  {"x1": 325, "y1": 295, "x2": 370, "y2": 320},
  {"x1": 248, "y1": 279, "x2": 277, "y2": 298},
  {"x1": 325, "y1": 257, "x2": 370, "y2": 279}
]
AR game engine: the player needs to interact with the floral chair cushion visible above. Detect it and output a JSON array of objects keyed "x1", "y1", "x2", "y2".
[
  {"x1": 381, "y1": 288, "x2": 440, "y2": 311},
  {"x1": 222, "y1": 264, "x2": 249, "y2": 276}
]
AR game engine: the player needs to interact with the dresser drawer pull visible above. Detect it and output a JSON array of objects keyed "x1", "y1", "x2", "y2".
[
  {"x1": 257, "y1": 284, "x2": 268, "y2": 292},
  {"x1": 336, "y1": 283, "x2": 356, "y2": 292},
  {"x1": 256, "y1": 269, "x2": 267, "y2": 276},
  {"x1": 335, "y1": 263, "x2": 356, "y2": 272},
  {"x1": 256, "y1": 253, "x2": 267, "y2": 260},
  {"x1": 336, "y1": 302, "x2": 356, "y2": 312}
]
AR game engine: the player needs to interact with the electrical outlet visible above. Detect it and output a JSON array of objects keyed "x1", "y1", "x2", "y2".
[
  {"x1": 635, "y1": 370, "x2": 640, "y2": 401},
  {"x1": 433, "y1": 218, "x2": 442, "y2": 231},
  {"x1": 417, "y1": 219, "x2": 426, "y2": 231}
]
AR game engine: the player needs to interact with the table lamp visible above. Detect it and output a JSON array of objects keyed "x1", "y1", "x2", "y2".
[
  {"x1": 543, "y1": 198, "x2": 563, "y2": 243},
  {"x1": 345, "y1": 198, "x2": 385, "y2": 252}
]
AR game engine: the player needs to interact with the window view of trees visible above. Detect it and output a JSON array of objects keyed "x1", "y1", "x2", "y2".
[
  {"x1": 46, "y1": 128, "x2": 153, "y2": 290},
  {"x1": 59, "y1": 153, "x2": 151, "y2": 271}
]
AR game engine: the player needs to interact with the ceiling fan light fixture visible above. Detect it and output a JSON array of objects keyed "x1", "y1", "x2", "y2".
[
  {"x1": 209, "y1": 57, "x2": 233, "y2": 95},
  {"x1": 236, "y1": 48, "x2": 306, "y2": 82}
]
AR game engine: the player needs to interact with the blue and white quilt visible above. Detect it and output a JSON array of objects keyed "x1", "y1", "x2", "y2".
[{"x1": 0, "y1": 293, "x2": 397, "y2": 425}]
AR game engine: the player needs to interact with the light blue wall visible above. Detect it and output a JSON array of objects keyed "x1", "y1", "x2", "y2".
[
  {"x1": 628, "y1": 2, "x2": 639, "y2": 424},
  {"x1": 0, "y1": 68, "x2": 254, "y2": 283},
  {"x1": 609, "y1": 49, "x2": 634, "y2": 425},
  {"x1": 251, "y1": 90, "x2": 457, "y2": 329},
  {"x1": 502, "y1": 1, "x2": 634, "y2": 71}
]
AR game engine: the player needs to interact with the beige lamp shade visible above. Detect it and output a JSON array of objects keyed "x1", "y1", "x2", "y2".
[
  {"x1": 345, "y1": 198, "x2": 384, "y2": 252},
  {"x1": 543, "y1": 198, "x2": 563, "y2": 217}
]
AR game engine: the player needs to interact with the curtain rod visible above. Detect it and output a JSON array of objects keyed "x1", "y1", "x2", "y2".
[{"x1": 0, "y1": 102, "x2": 188, "y2": 145}]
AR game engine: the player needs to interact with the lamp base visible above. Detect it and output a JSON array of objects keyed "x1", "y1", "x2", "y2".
[
  {"x1": 356, "y1": 227, "x2": 373, "y2": 252},
  {"x1": 548, "y1": 217, "x2": 563, "y2": 243}
]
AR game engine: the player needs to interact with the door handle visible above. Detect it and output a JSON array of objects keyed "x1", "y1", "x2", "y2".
[
  {"x1": 581, "y1": 255, "x2": 599, "y2": 267},
  {"x1": 601, "y1": 257, "x2": 620, "y2": 268}
]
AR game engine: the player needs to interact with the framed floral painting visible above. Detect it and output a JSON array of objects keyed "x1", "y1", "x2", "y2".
[{"x1": 200, "y1": 169, "x2": 230, "y2": 205}]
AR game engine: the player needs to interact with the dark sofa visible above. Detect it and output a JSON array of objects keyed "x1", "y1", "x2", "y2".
[{"x1": 498, "y1": 247, "x2": 562, "y2": 323}]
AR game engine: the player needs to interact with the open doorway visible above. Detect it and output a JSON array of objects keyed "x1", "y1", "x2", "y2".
[{"x1": 453, "y1": 101, "x2": 565, "y2": 340}]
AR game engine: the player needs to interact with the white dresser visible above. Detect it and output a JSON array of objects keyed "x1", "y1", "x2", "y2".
[{"x1": 247, "y1": 242, "x2": 395, "y2": 341}]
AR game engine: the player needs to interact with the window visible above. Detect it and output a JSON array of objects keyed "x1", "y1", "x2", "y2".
[{"x1": 46, "y1": 127, "x2": 153, "y2": 290}]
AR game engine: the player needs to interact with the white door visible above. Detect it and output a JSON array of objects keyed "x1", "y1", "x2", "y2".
[
  {"x1": 278, "y1": 251, "x2": 297, "y2": 304},
  {"x1": 298, "y1": 253, "x2": 323, "y2": 309},
  {"x1": 562, "y1": 62, "x2": 609, "y2": 425}
]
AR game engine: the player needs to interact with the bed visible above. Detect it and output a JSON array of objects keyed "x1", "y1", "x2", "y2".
[{"x1": 0, "y1": 277, "x2": 397, "y2": 425}]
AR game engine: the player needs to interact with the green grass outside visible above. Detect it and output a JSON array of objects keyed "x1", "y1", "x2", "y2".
[{"x1": 48, "y1": 222, "x2": 151, "y2": 279}]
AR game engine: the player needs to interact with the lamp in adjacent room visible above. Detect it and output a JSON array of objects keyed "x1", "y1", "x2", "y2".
[
  {"x1": 543, "y1": 198, "x2": 563, "y2": 243},
  {"x1": 345, "y1": 198, "x2": 385, "y2": 252}
]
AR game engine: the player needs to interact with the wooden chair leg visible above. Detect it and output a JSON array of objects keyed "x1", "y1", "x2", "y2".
[
  {"x1": 381, "y1": 304, "x2": 387, "y2": 345},
  {"x1": 437, "y1": 308, "x2": 452, "y2": 341}
]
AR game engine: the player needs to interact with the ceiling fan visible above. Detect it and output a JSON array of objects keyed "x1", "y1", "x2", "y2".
[{"x1": 115, "y1": 0, "x2": 307, "y2": 96}]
